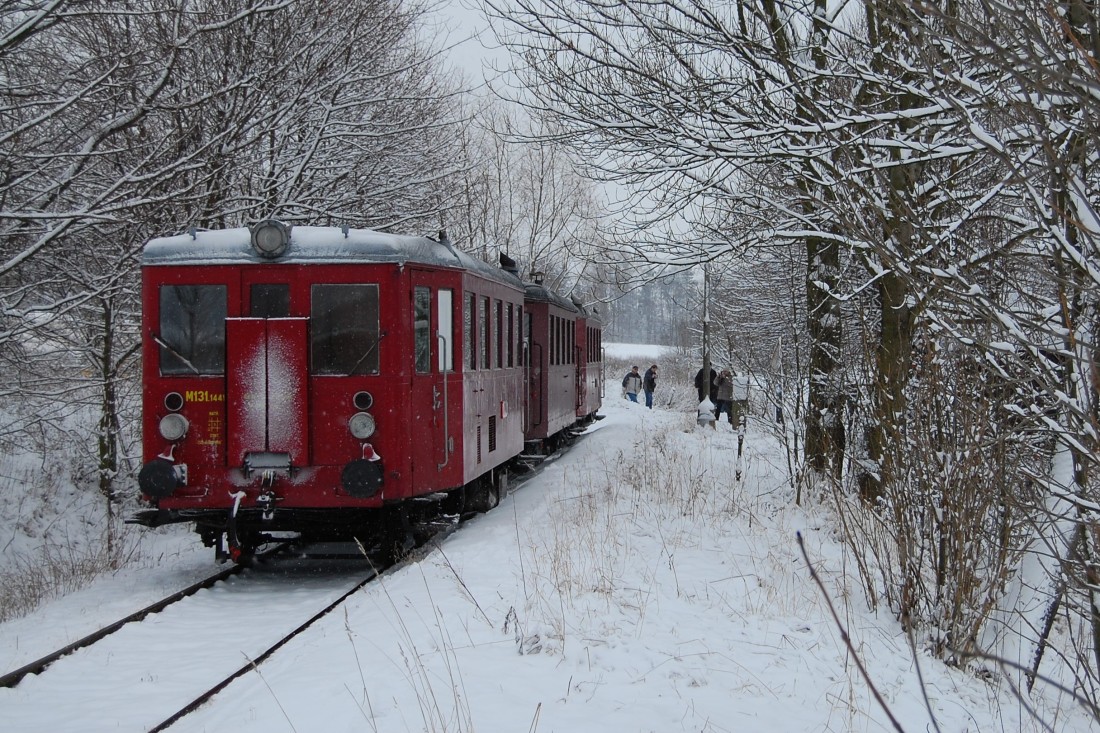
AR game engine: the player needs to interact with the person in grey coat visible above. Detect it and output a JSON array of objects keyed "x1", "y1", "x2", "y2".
[
  {"x1": 713, "y1": 369, "x2": 735, "y2": 427},
  {"x1": 715, "y1": 370, "x2": 750, "y2": 430},
  {"x1": 622, "y1": 366, "x2": 643, "y2": 402}
]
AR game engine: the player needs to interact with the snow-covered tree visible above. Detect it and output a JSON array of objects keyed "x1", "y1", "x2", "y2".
[
  {"x1": 0, "y1": 0, "x2": 472, "y2": 536},
  {"x1": 479, "y1": 0, "x2": 1100, "y2": 689},
  {"x1": 450, "y1": 101, "x2": 611, "y2": 297}
]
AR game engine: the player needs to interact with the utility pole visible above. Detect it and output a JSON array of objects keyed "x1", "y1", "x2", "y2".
[
  {"x1": 697, "y1": 262, "x2": 716, "y2": 428},
  {"x1": 702, "y1": 263, "x2": 711, "y2": 382}
]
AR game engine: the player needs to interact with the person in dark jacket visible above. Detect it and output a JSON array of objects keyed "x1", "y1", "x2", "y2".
[
  {"x1": 643, "y1": 364, "x2": 658, "y2": 408},
  {"x1": 694, "y1": 367, "x2": 717, "y2": 403}
]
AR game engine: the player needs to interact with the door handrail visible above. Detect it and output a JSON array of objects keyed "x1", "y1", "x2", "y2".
[{"x1": 436, "y1": 332, "x2": 450, "y2": 470}]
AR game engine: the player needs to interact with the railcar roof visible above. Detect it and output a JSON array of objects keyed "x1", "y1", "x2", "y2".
[
  {"x1": 143, "y1": 225, "x2": 522, "y2": 289},
  {"x1": 523, "y1": 282, "x2": 579, "y2": 313}
]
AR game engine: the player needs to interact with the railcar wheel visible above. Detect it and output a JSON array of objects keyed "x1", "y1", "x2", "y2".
[
  {"x1": 441, "y1": 486, "x2": 466, "y2": 516},
  {"x1": 466, "y1": 470, "x2": 504, "y2": 514},
  {"x1": 374, "y1": 506, "x2": 414, "y2": 565}
]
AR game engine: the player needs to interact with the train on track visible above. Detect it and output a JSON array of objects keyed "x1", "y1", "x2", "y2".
[{"x1": 131, "y1": 220, "x2": 604, "y2": 561}]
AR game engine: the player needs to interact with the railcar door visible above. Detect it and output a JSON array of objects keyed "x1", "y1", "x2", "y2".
[
  {"x1": 225, "y1": 275, "x2": 308, "y2": 472},
  {"x1": 225, "y1": 317, "x2": 309, "y2": 469},
  {"x1": 409, "y1": 270, "x2": 456, "y2": 490},
  {"x1": 527, "y1": 340, "x2": 542, "y2": 434}
]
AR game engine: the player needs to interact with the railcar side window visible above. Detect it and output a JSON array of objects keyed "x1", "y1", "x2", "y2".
[
  {"x1": 518, "y1": 307, "x2": 525, "y2": 366},
  {"x1": 556, "y1": 318, "x2": 561, "y2": 365},
  {"x1": 438, "y1": 289, "x2": 453, "y2": 372},
  {"x1": 479, "y1": 296, "x2": 489, "y2": 369},
  {"x1": 311, "y1": 284, "x2": 380, "y2": 375},
  {"x1": 568, "y1": 320, "x2": 575, "y2": 364},
  {"x1": 464, "y1": 293, "x2": 475, "y2": 371},
  {"x1": 550, "y1": 316, "x2": 558, "y2": 366},
  {"x1": 506, "y1": 304, "x2": 514, "y2": 368},
  {"x1": 494, "y1": 300, "x2": 503, "y2": 369},
  {"x1": 159, "y1": 285, "x2": 227, "y2": 375},
  {"x1": 414, "y1": 286, "x2": 431, "y2": 373},
  {"x1": 524, "y1": 311, "x2": 531, "y2": 367},
  {"x1": 561, "y1": 318, "x2": 567, "y2": 364}
]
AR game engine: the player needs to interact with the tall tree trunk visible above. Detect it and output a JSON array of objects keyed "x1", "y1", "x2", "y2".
[
  {"x1": 860, "y1": 0, "x2": 921, "y2": 502},
  {"x1": 97, "y1": 297, "x2": 121, "y2": 560},
  {"x1": 787, "y1": 0, "x2": 846, "y2": 480},
  {"x1": 805, "y1": 232, "x2": 845, "y2": 477},
  {"x1": 864, "y1": 269, "x2": 914, "y2": 501}
]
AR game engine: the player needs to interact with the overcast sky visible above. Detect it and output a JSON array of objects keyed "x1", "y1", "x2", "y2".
[{"x1": 432, "y1": 0, "x2": 508, "y2": 89}]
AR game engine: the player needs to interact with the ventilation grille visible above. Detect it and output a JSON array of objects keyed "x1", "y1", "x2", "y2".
[
  {"x1": 476, "y1": 425, "x2": 482, "y2": 464},
  {"x1": 488, "y1": 416, "x2": 497, "y2": 453}
]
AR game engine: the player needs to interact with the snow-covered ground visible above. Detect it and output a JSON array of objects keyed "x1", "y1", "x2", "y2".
[
  {"x1": 1, "y1": 396, "x2": 1092, "y2": 732},
  {"x1": 604, "y1": 341, "x2": 678, "y2": 363}
]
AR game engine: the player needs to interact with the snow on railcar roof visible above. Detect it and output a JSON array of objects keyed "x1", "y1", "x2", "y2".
[
  {"x1": 523, "y1": 281, "x2": 579, "y2": 312},
  {"x1": 142, "y1": 225, "x2": 522, "y2": 287}
]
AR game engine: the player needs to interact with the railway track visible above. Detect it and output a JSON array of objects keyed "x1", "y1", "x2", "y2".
[
  {"x1": 0, "y1": 548, "x2": 385, "y2": 732},
  {"x1": 0, "y1": 432, "x2": 588, "y2": 732},
  {"x1": 148, "y1": 561, "x2": 380, "y2": 732},
  {"x1": 0, "y1": 543, "x2": 304, "y2": 690},
  {"x1": 0, "y1": 562, "x2": 241, "y2": 689}
]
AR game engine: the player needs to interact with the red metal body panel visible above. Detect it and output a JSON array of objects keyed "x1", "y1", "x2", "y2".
[
  {"x1": 225, "y1": 318, "x2": 310, "y2": 466},
  {"x1": 143, "y1": 262, "x2": 420, "y2": 511}
]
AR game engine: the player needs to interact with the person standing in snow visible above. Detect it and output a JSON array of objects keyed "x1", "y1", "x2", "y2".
[
  {"x1": 643, "y1": 364, "x2": 658, "y2": 408},
  {"x1": 622, "y1": 366, "x2": 643, "y2": 402},
  {"x1": 713, "y1": 369, "x2": 735, "y2": 428},
  {"x1": 694, "y1": 366, "x2": 717, "y2": 403}
]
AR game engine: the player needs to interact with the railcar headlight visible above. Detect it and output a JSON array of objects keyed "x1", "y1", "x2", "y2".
[
  {"x1": 250, "y1": 219, "x2": 291, "y2": 258},
  {"x1": 164, "y1": 392, "x2": 184, "y2": 412},
  {"x1": 349, "y1": 412, "x2": 376, "y2": 439},
  {"x1": 159, "y1": 413, "x2": 189, "y2": 441}
]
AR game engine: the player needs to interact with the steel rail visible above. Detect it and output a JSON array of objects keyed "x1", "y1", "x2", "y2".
[
  {"x1": 0, "y1": 543, "x2": 291, "y2": 689},
  {"x1": 148, "y1": 565, "x2": 380, "y2": 733},
  {"x1": 147, "y1": 426, "x2": 597, "y2": 730}
]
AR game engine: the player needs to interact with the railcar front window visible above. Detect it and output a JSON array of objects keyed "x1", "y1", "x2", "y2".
[
  {"x1": 311, "y1": 284, "x2": 380, "y2": 375},
  {"x1": 251, "y1": 283, "x2": 289, "y2": 318},
  {"x1": 159, "y1": 285, "x2": 227, "y2": 375}
]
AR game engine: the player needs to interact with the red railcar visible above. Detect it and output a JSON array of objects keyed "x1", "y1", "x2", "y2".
[
  {"x1": 522, "y1": 278, "x2": 593, "y2": 451},
  {"x1": 135, "y1": 222, "x2": 525, "y2": 559}
]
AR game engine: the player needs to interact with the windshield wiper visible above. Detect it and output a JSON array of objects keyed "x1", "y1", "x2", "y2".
[
  {"x1": 152, "y1": 333, "x2": 201, "y2": 375},
  {"x1": 349, "y1": 331, "x2": 385, "y2": 375}
]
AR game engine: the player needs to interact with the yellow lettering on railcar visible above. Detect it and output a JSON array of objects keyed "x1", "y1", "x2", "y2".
[
  {"x1": 197, "y1": 410, "x2": 223, "y2": 447},
  {"x1": 185, "y1": 390, "x2": 225, "y2": 403}
]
